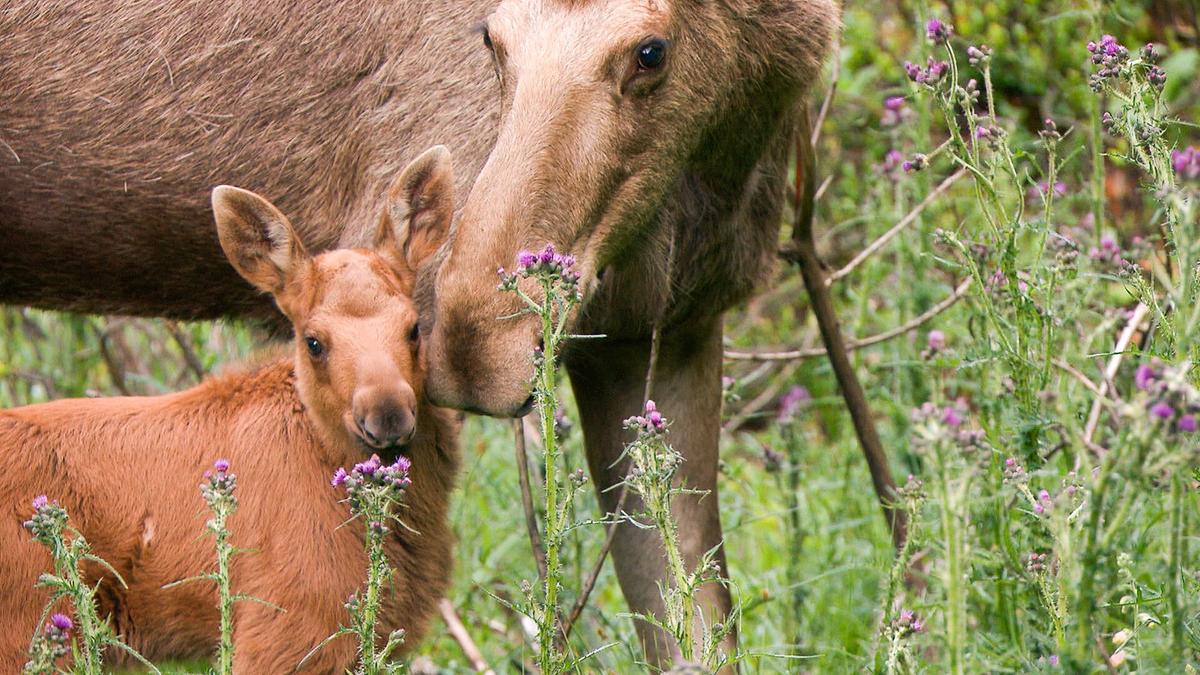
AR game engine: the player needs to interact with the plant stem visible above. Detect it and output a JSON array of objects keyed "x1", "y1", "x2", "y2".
[
  {"x1": 537, "y1": 277, "x2": 562, "y2": 674},
  {"x1": 215, "y1": 508, "x2": 234, "y2": 674}
]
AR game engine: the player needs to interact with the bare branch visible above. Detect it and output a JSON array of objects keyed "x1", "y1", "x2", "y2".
[
  {"x1": 786, "y1": 106, "x2": 906, "y2": 551},
  {"x1": 810, "y1": 50, "x2": 841, "y2": 149},
  {"x1": 438, "y1": 599, "x2": 496, "y2": 675},
  {"x1": 166, "y1": 321, "x2": 207, "y2": 382},
  {"x1": 512, "y1": 419, "x2": 547, "y2": 581},
  {"x1": 1083, "y1": 302, "x2": 1150, "y2": 445},
  {"x1": 725, "y1": 278, "x2": 971, "y2": 362},
  {"x1": 824, "y1": 170, "x2": 965, "y2": 287}
]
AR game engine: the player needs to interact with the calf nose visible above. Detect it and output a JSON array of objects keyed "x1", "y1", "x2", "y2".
[{"x1": 351, "y1": 387, "x2": 416, "y2": 449}]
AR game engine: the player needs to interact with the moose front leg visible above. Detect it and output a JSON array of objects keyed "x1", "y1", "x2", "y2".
[{"x1": 566, "y1": 319, "x2": 735, "y2": 668}]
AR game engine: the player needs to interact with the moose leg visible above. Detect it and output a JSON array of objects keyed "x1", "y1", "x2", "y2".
[{"x1": 566, "y1": 319, "x2": 734, "y2": 667}]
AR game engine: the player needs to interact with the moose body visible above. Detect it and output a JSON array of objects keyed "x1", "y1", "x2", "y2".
[
  {"x1": 0, "y1": 148, "x2": 460, "y2": 672},
  {"x1": 0, "y1": 0, "x2": 838, "y2": 663}
]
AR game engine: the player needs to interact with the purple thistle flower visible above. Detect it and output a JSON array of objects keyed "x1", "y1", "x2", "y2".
[
  {"x1": 1179, "y1": 414, "x2": 1197, "y2": 433},
  {"x1": 884, "y1": 96, "x2": 905, "y2": 111},
  {"x1": 214, "y1": 458, "x2": 230, "y2": 473},
  {"x1": 927, "y1": 330, "x2": 946, "y2": 352},
  {"x1": 925, "y1": 18, "x2": 952, "y2": 44},
  {"x1": 882, "y1": 149, "x2": 904, "y2": 176},
  {"x1": 538, "y1": 244, "x2": 557, "y2": 265},
  {"x1": 391, "y1": 456, "x2": 412, "y2": 474},
  {"x1": 1150, "y1": 401, "x2": 1175, "y2": 420},
  {"x1": 331, "y1": 467, "x2": 348, "y2": 487},
  {"x1": 778, "y1": 385, "x2": 811, "y2": 424},
  {"x1": 1135, "y1": 364, "x2": 1157, "y2": 390},
  {"x1": 32, "y1": 495, "x2": 48, "y2": 510},
  {"x1": 941, "y1": 406, "x2": 963, "y2": 428},
  {"x1": 1172, "y1": 147, "x2": 1200, "y2": 181},
  {"x1": 517, "y1": 250, "x2": 538, "y2": 269},
  {"x1": 49, "y1": 613, "x2": 72, "y2": 631},
  {"x1": 355, "y1": 454, "x2": 382, "y2": 476},
  {"x1": 966, "y1": 44, "x2": 991, "y2": 66}
]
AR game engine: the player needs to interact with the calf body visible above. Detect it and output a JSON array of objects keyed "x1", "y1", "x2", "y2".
[
  {"x1": 0, "y1": 147, "x2": 460, "y2": 672},
  {"x1": 0, "y1": 361, "x2": 458, "y2": 672}
]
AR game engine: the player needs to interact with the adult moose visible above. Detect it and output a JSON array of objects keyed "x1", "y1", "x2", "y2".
[{"x1": 0, "y1": 0, "x2": 844, "y2": 664}]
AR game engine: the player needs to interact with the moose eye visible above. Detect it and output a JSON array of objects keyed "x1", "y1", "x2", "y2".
[
  {"x1": 636, "y1": 38, "x2": 668, "y2": 71},
  {"x1": 408, "y1": 322, "x2": 420, "y2": 343},
  {"x1": 481, "y1": 26, "x2": 494, "y2": 51},
  {"x1": 304, "y1": 336, "x2": 325, "y2": 359}
]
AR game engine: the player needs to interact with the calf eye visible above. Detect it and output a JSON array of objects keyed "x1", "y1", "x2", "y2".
[
  {"x1": 304, "y1": 336, "x2": 325, "y2": 359},
  {"x1": 636, "y1": 38, "x2": 668, "y2": 71},
  {"x1": 482, "y1": 26, "x2": 494, "y2": 51},
  {"x1": 408, "y1": 322, "x2": 420, "y2": 343}
]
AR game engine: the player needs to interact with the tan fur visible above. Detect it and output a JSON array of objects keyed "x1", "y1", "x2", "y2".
[
  {"x1": 423, "y1": 0, "x2": 840, "y2": 413},
  {"x1": 0, "y1": 150, "x2": 459, "y2": 672}
]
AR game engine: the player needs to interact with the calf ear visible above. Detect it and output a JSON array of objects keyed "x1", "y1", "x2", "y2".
[
  {"x1": 377, "y1": 145, "x2": 454, "y2": 276},
  {"x1": 212, "y1": 186, "x2": 306, "y2": 294}
]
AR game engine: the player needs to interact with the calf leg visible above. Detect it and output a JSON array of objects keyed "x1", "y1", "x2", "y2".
[{"x1": 566, "y1": 320, "x2": 734, "y2": 668}]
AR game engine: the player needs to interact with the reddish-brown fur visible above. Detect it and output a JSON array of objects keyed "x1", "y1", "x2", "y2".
[{"x1": 0, "y1": 148, "x2": 459, "y2": 672}]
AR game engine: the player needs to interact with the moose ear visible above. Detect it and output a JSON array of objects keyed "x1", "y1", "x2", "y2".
[
  {"x1": 211, "y1": 186, "x2": 306, "y2": 294},
  {"x1": 376, "y1": 145, "x2": 454, "y2": 277}
]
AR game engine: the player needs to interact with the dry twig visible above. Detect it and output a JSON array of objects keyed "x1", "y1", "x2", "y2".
[
  {"x1": 1083, "y1": 302, "x2": 1149, "y2": 444},
  {"x1": 725, "y1": 278, "x2": 970, "y2": 362},
  {"x1": 825, "y1": 170, "x2": 965, "y2": 286},
  {"x1": 438, "y1": 599, "x2": 496, "y2": 675}
]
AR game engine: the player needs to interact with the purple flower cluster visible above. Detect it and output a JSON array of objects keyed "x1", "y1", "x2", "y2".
[
  {"x1": 892, "y1": 608, "x2": 925, "y2": 636},
  {"x1": 777, "y1": 385, "x2": 811, "y2": 424},
  {"x1": 1028, "y1": 180, "x2": 1067, "y2": 202},
  {"x1": 902, "y1": 153, "x2": 928, "y2": 173},
  {"x1": 922, "y1": 329, "x2": 947, "y2": 359},
  {"x1": 1172, "y1": 146, "x2": 1200, "y2": 181},
  {"x1": 1088, "y1": 235, "x2": 1128, "y2": 271},
  {"x1": 200, "y1": 458, "x2": 237, "y2": 506},
  {"x1": 1002, "y1": 457, "x2": 1026, "y2": 482},
  {"x1": 904, "y1": 57, "x2": 949, "y2": 87},
  {"x1": 881, "y1": 96, "x2": 909, "y2": 127},
  {"x1": 332, "y1": 453, "x2": 412, "y2": 494},
  {"x1": 624, "y1": 400, "x2": 667, "y2": 436},
  {"x1": 880, "y1": 149, "x2": 904, "y2": 177},
  {"x1": 911, "y1": 399, "x2": 986, "y2": 451},
  {"x1": 498, "y1": 243, "x2": 581, "y2": 292},
  {"x1": 30, "y1": 613, "x2": 73, "y2": 667},
  {"x1": 967, "y1": 44, "x2": 991, "y2": 67},
  {"x1": 1033, "y1": 489, "x2": 1053, "y2": 515},
  {"x1": 986, "y1": 269, "x2": 1029, "y2": 297},
  {"x1": 23, "y1": 495, "x2": 67, "y2": 546},
  {"x1": 1087, "y1": 35, "x2": 1129, "y2": 89},
  {"x1": 1133, "y1": 361, "x2": 1199, "y2": 433},
  {"x1": 925, "y1": 18, "x2": 952, "y2": 45}
]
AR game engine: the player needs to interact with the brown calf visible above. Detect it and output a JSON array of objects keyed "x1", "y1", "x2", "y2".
[{"x1": 0, "y1": 148, "x2": 459, "y2": 672}]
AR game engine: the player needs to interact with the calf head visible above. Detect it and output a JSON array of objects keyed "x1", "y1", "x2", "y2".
[
  {"x1": 425, "y1": 0, "x2": 839, "y2": 415},
  {"x1": 213, "y1": 146, "x2": 454, "y2": 454}
]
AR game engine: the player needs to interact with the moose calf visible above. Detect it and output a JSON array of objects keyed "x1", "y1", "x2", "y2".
[{"x1": 0, "y1": 147, "x2": 460, "y2": 672}]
